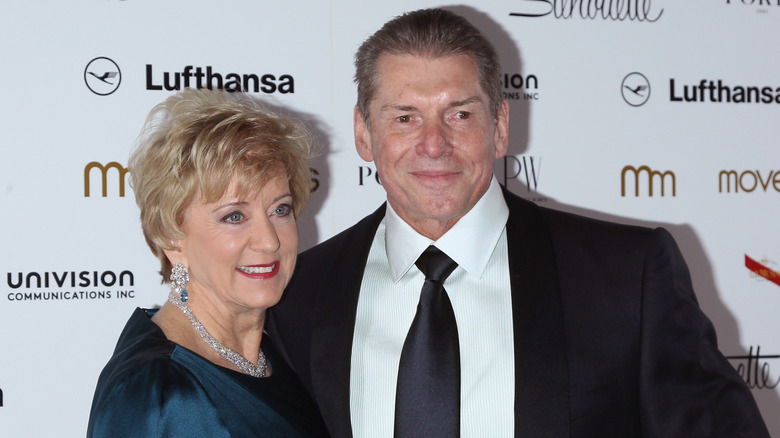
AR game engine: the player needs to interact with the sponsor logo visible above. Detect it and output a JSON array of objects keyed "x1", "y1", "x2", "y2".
[
  {"x1": 719, "y1": 169, "x2": 780, "y2": 193},
  {"x1": 503, "y1": 73, "x2": 540, "y2": 101},
  {"x1": 509, "y1": 0, "x2": 663, "y2": 21},
  {"x1": 5, "y1": 270, "x2": 135, "y2": 302},
  {"x1": 670, "y1": 79, "x2": 780, "y2": 104},
  {"x1": 146, "y1": 65, "x2": 294, "y2": 94},
  {"x1": 84, "y1": 57, "x2": 122, "y2": 96},
  {"x1": 357, "y1": 157, "x2": 546, "y2": 202},
  {"x1": 621, "y1": 165, "x2": 676, "y2": 197},
  {"x1": 358, "y1": 166, "x2": 381, "y2": 186},
  {"x1": 727, "y1": 346, "x2": 780, "y2": 390},
  {"x1": 84, "y1": 161, "x2": 129, "y2": 197},
  {"x1": 310, "y1": 167, "x2": 321, "y2": 192},
  {"x1": 622, "y1": 72, "x2": 651, "y2": 106},
  {"x1": 745, "y1": 255, "x2": 780, "y2": 287},
  {"x1": 83, "y1": 163, "x2": 318, "y2": 196},
  {"x1": 726, "y1": 0, "x2": 779, "y2": 14},
  {"x1": 495, "y1": 155, "x2": 548, "y2": 202},
  {"x1": 83, "y1": 162, "x2": 317, "y2": 196}
]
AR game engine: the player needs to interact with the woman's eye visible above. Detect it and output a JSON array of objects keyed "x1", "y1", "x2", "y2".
[
  {"x1": 222, "y1": 211, "x2": 244, "y2": 223},
  {"x1": 274, "y1": 204, "x2": 293, "y2": 217}
]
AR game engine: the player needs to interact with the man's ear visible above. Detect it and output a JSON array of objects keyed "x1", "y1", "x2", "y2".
[
  {"x1": 354, "y1": 105, "x2": 374, "y2": 162},
  {"x1": 493, "y1": 100, "x2": 510, "y2": 159}
]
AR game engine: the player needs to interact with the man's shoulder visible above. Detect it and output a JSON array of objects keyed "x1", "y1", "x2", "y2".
[
  {"x1": 540, "y1": 205, "x2": 652, "y2": 236},
  {"x1": 298, "y1": 203, "x2": 386, "y2": 261},
  {"x1": 503, "y1": 189, "x2": 660, "y2": 246}
]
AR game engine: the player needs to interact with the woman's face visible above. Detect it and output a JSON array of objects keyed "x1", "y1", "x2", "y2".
[{"x1": 167, "y1": 174, "x2": 298, "y2": 312}]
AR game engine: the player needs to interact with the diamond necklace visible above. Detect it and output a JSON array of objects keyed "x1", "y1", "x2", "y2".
[{"x1": 168, "y1": 291, "x2": 268, "y2": 378}]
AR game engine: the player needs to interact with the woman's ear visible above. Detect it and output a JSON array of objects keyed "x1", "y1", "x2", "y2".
[{"x1": 163, "y1": 240, "x2": 185, "y2": 266}]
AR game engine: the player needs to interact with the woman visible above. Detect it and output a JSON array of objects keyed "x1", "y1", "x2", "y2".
[{"x1": 87, "y1": 88, "x2": 328, "y2": 437}]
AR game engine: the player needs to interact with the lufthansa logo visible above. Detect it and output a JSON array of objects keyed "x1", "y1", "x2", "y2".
[
  {"x1": 622, "y1": 72, "x2": 651, "y2": 107},
  {"x1": 84, "y1": 57, "x2": 122, "y2": 96}
]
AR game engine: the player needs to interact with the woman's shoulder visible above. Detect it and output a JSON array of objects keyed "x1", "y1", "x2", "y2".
[
  {"x1": 93, "y1": 308, "x2": 181, "y2": 393},
  {"x1": 87, "y1": 308, "x2": 228, "y2": 438}
]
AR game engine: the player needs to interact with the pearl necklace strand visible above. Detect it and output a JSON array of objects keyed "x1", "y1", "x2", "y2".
[{"x1": 168, "y1": 292, "x2": 268, "y2": 378}]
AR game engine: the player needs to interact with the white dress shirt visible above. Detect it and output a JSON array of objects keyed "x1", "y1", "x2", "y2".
[{"x1": 350, "y1": 177, "x2": 515, "y2": 437}]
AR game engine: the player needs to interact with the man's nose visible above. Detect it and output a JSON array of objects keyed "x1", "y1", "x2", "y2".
[{"x1": 416, "y1": 121, "x2": 450, "y2": 158}]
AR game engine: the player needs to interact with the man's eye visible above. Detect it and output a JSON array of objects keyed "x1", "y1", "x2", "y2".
[
  {"x1": 456, "y1": 111, "x2": 471, "y2": 119},
  {"x1": 222, "y1": 211, "x2": 244, "y2": 223},
  {"x1": 396, "y1": 115, "x2": 412, "y2": 123}
]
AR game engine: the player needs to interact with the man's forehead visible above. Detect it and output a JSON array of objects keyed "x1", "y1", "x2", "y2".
[{"x1": 371, "y1": 53, "x2": 484, "y2": 102}]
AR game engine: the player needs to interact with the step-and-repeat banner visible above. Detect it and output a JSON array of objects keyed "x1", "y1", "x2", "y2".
[{"x1": 1, "y1": 1, "x2": 778, "y2": 436}]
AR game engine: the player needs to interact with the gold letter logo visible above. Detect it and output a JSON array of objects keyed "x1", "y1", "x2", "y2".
[
  {"x1": 621, "y1": 165, "x2": 676, "y2": 197},
  {"x1": 84, "y1": 161, "x2": 128, "y2": 197}
]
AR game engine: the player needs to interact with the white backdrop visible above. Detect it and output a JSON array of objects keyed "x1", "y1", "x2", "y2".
[{"x1": 1, "y1": 1, "x2": 778, "y2": 436}]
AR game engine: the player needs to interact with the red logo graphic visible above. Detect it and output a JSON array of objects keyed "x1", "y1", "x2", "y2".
[{"x1": 745, "y1": 255, "x2": 780, "y2": 287}]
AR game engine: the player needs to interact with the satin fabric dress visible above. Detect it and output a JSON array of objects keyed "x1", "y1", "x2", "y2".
[{"x1": 88, "y1": 308, "x2": 328, "y2": 438}]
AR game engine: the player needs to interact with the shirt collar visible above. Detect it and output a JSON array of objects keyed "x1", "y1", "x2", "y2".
[{"x1": 385, "y1": 177, "x2": 509, "y2": 282}]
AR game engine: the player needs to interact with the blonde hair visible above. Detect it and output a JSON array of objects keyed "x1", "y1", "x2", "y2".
[{"x1": 129, "y1": 88, "x2": 312, "y2": 281}]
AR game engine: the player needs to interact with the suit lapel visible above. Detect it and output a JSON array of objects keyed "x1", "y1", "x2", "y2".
[
  {"x1": 504, "y1": 189, "x2": 570, "y2": 436},
  {"x1": 306, "y1": 195, "x2": 571, "y2": 436},
  {"x1": 309, "y1": 205, "x2": 386, "y2": 438}
]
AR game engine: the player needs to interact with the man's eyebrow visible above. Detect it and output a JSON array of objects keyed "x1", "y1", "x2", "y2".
[
  {"x1": 381, "y1": 104, "x2": 418, "y2": 112},
  {"x1": 449, "y1": 96, "x2": 482, "y2": 108},
  {"x1": 380, "y1": 96, "x2": 483, "y2": 113}
]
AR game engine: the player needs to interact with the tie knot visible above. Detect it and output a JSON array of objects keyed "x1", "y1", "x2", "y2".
[{"x1": 415, "y1": 246, "x2": 458, "y2": 283}]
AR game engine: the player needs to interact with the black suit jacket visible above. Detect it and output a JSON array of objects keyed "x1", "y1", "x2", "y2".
[{"x1": 269, "y1": 189, "x2": 768, "y2": 437}]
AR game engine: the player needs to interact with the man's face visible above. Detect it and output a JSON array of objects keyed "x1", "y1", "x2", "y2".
[{"x1": 355, "y1": 53, "x2": 509, "y2": 239}]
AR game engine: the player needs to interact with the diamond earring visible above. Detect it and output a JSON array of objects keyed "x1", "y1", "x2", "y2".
[{"x1": 170, "y1": 263, "x2": 190, "y2": 302}]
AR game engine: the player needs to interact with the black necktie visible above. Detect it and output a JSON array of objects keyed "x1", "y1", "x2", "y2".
[{"x1": 394, "y1": 245, "x2": 460, "y2": 437}]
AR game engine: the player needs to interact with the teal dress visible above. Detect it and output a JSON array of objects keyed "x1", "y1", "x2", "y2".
[{"x1": 87, "y1": 308, "x2": 328, "y2": 437}]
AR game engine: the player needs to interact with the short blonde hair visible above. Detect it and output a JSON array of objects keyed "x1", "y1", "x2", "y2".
[{"x1": 129, "y1": 88, "x2": 312, "y2": 281}]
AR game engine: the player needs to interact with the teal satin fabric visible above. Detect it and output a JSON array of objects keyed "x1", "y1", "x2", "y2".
[{"x1": 88, "y1": 308, "x2": 328, "y2": 437}]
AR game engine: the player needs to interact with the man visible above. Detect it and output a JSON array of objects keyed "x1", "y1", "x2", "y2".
[{"x1": 269, "y1": 8, "x2": 768, "y2": 437}]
